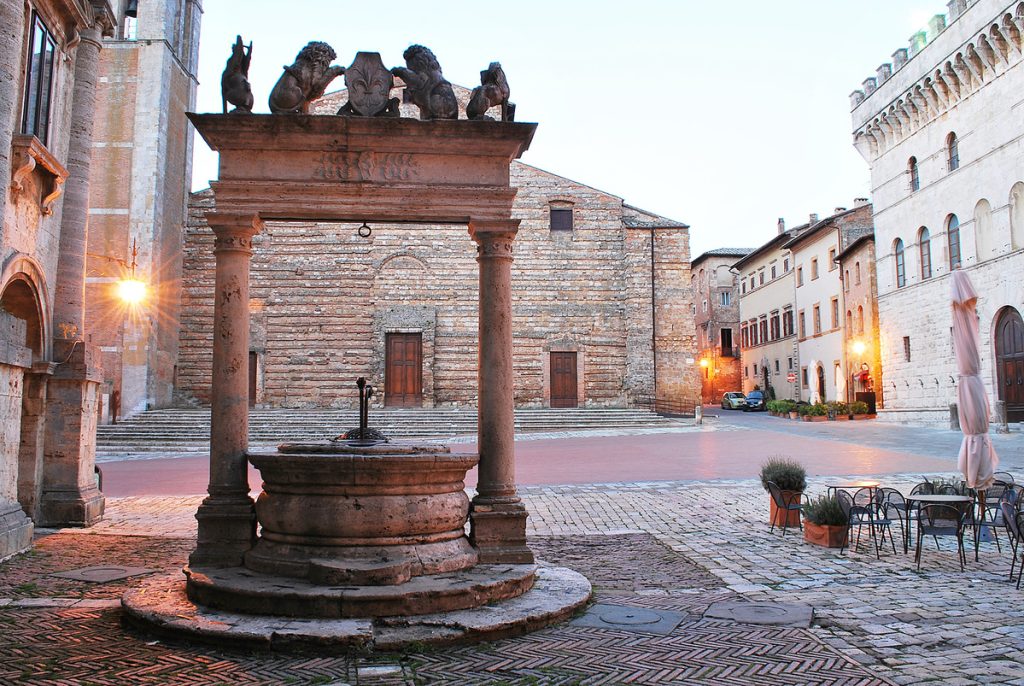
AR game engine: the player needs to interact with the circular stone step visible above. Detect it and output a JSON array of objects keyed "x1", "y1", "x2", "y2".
[
  {"x1": 185, "y1": 563, "x2": 537, "y2": 618},
  {"x1": 122, "y1": 566, "x2": 591, "y2": 653}
]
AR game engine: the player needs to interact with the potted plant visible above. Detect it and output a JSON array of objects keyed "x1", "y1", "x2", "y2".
[
  {"x1": 760, "y1": 458, "x2": 807, "y2": 527},
  {"x1": 850, "y1": 401, "x2": 870, "y2": 419},
  {"x1": 802, "y1": 495, "x2": 848, "y2": 548},
  {"x1": 800, "y1": 403, "x2": 828, "y2": 422},
  {"x1": 827, "y1": 401, "x2": 850, "y2": 421},
  {"x1": 788, "y1": 401, "x2": 801, "y2": 420}
]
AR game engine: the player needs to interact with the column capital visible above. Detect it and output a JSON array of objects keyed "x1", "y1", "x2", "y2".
[
  {"x1": 208, "y1": 213, "x2": 264, "y2": 255},
  {"x1": 469, "y1": 220, "x2": 519, "y2": 261}
]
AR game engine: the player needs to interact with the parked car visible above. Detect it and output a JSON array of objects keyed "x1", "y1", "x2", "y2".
[
  {"x1": 743, "y1": 390, "x2": 766, "y2": 411},
  {"x1": 721, "y1": 392, "x2": 746, "y2": 410}
]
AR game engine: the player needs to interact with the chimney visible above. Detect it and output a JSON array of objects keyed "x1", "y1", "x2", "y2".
[
  {"x1": 777, "y1": 218, "x2": 786, "y2": 235},
  {"x1": 892, "y1": 48, "x2": 909, "y2": 71},
  {"x1": 809, "y1": 213, "x2": 819, "y2": 225},
  {"x1": 834, "y1": 207, "x2": 847, "y2": 214},
  {"x1": 876, "y1": 63, "x2": 893, "y2": 83},
  {"x1": 928, "y1": 14, "x2": 947, "y2": 40},
  {"x1": 854, "y1": 197, "x2": 869, "y2": 207}
]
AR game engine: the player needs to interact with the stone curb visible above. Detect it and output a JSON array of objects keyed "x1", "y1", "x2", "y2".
[{"x1": 121, "y1": 566, "x2": 591, "y2": 653}]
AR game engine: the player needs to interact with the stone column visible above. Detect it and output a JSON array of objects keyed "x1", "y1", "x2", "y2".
[
  {"x1": 190, "y1": 213, "x2": 262, "y2": 568},
  {"x1": 17, "y1": 364, "x2": 53, "y2": 521},
  {"x1": 40, "y1": 22, "x2": 106, "y2": 527},
  {"x1": 467, "y1": 221, "x2": 533, "y2": 564}
]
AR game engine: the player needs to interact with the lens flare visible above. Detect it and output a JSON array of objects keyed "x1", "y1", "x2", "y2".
[{"x1": 117, "y1": 278, "x2": 147, "y2": 304}]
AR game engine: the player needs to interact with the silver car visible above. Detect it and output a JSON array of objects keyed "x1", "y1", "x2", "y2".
[{"x1": 721, "y1": 392, "x2": 746, "y2": 410}]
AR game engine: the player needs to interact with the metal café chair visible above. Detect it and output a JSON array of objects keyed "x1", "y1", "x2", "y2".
[
  {"x1": 916, "y1": 504, "x2": 968, "y2": 572},
  {"x1": 1001, "y1": 498, "x2": 1023, "y2": 581},
  {"x1": 767, "y1": 481, "x2": 803, "y2": 537},
  {"x1": 876, "y1": 487, "x2": 911, "y2": 553},
  {"x1": 838, "y1": 489, "x2": 896, "y2": 558}
]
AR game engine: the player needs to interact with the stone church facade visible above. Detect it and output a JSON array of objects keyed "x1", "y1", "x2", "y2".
[{"x1": 177, "y1": 88, "x2": 699, "y2": 410}]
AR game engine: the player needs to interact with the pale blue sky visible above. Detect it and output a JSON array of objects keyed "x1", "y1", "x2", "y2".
[{"x1": 191, "y1": 0, "x2": 939, "y2": 255}]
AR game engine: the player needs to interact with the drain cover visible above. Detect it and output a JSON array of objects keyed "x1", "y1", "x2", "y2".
[
  {"x1": 51, "y1": 566, "x2": 155, "y2": 583},
  {"x1": 704, "y1": 601, "x2": 813, "y2": 628},
  {"x1": 571, "y1": 603, "x2": 684, "y2": 635}
]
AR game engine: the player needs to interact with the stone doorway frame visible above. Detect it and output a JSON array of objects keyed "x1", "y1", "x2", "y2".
[{"x1": 187, "y1": 114, "x2": 537, "y2": 567}]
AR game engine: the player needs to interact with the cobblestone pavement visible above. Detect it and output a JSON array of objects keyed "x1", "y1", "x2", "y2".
[{"x1": 4, "y1": 470, "x2": 1024, "y2": 684}]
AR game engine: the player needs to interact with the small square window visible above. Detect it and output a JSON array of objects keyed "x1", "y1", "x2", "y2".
[{"x1": 550, "y1": 207, "x2": 573, "y2": 232}]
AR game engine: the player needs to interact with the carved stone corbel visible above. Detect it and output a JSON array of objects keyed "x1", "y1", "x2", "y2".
[{"x1": 10, "y1": 135, "x2": 69, "y2": 216}]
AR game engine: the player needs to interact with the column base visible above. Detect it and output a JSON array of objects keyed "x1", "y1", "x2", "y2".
[
  {"x1": 190, "y1": 495, "x2": 257, "y2": 568},
  {"x1": 0, "y1": 501, "x2": 33, "y2": 561},
  {"x1": 469, "y1": 500, "x2": 534, "y2": 564},
  {"x1": 38, "y1": 486, "x2": 104, "y2": 527}
]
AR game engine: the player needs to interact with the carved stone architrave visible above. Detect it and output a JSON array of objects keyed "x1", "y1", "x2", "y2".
[{"x1": 11, "y1": 135, "x2": 69, "y2": 216}]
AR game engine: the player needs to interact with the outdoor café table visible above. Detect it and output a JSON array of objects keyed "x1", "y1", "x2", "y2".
[{"x1": 904, "y1": 494, "x2": 973, "y2": 556}]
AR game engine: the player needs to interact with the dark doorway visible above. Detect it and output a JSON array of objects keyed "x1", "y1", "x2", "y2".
[
  {"x1": 248, "y1": 352, "x2": 258, "y2": 407},
  {"x1": 550, "y1": 352, "x2": 578, "y2": 408},
  {"x1": 996, "y1": 307, "x2": 1024, "y2": 422},
  {"x1": 816, "y1": 365, "x2": 826, "y2": 402},
  {"x1": 385, "y1": 333, "x2": 423, "y2": 407}
]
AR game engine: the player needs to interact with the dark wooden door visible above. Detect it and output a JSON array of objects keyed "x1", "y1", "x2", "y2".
[
  {"x1": 996, "y1": 308, "x2": 1024, "y2": 422},
  {"x1": 550, "y1": 352, "x2": 578, "y2": 408},
  {"x1": 248, "y1": 351, "x2": 257, "y2": 408},
  {"x1": 385, "y1": 333, "x2": 422, "y2": 407}
]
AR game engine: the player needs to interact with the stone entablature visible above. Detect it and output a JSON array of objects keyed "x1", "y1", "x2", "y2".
[{"x1": 851, "y1": 1, "x2": 1024, "y2": 159}]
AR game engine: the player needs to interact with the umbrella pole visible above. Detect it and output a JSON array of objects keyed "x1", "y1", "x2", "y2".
[{"x1": 974, "y1": 490, "x2": 986, "y2": 562}]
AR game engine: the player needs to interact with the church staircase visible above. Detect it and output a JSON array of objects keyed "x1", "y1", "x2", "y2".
[{"x1": 96, "y1": 407, "x2": 685, "y2": 456}]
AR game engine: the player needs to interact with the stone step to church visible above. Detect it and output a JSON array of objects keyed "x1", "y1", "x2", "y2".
[{"x1": 96, "y1": 407, "x2": 682, "y2": 452}]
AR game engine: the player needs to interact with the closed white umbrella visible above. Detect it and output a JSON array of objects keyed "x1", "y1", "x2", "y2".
[
  {"x1": 951, "y1": 270, "x2": 998, "y2": 490},
  {"x1": 807, "y1": 359, "x2": 820, "y2": 404}
]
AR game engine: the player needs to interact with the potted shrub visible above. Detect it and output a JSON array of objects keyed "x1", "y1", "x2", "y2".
[
  {"x1": 850, "y1": 401, "x2": 870, "y2": 419},
  {"x1": 827, "y1": 401, "x2": 850, "y2": 421},
  {"x1": 801, "y1": 403, "x2": 828, "y2": 422},
  {"x1": 765, "y1": 400, "x2": 778, "y2": 416},
  {"x1": 802, "y1": 495, "x2": 848, "y2": 548},
  {"x1": 760, "y1": 458, "x2": 806, "y2": 527}
]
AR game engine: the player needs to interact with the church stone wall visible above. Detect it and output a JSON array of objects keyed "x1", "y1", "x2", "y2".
[{"x1": 178, "y1": 163, "x2": 698, "y2": 409}]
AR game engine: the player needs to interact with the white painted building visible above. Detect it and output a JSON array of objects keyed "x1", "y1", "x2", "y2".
[{"x1": 850, "y1": 0, "x2": 1024, "y2": 425}]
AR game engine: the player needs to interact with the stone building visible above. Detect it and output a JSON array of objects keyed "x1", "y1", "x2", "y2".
[
  {"x1": 691, "y1": 248, "x2": 751, "y2": 403},
  {"x1": 84, "y1": 0, "x2": 201, "y2": 420},
  {"x1": 836, "y1": 234, "x2": 884, "y2": 410},
  {"x1": 734, "y1": 221, "x2": 803, "y2": 399},
  {"x1": 0, "y1": 0, "x2": 121, "y2": 560},
  {"x1": 850, "y1": 0, "x2": 1024, "y2": 425},
  {"x1": 784, "y1": 203, "x2": 873, "y2": 404},
  {"x1": 176, "y1": 87, "x2": 699, "y2": 412}
]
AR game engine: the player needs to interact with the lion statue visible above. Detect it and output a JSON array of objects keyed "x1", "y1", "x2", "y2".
[
  {"x1": 269, "y1": 41, "x2": 345, "y2": 114},
  {"x1": 466, "y1": 62, "x2": 515, "y2": 122},
  {"x1": 391, "y1": 45, "x2": 458, "y2": 120}
]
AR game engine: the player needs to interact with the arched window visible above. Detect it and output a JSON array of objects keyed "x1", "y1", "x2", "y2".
[
  {"x1": 846, "y1": 309, "x2": 852, "y2": 332},
  {"x1": 855, "y1": 261, "x2": 861, "y2": 284},
  {"x1": 975, "y1": 199, "x2": 996, "y2": 261},
  {"x1": 857, "y1": 305, "x2": 865, "y2": 334},
  {"x1": 919, "y1": 227, "x2": 932, "y2": 279},
  {"x1": 894, "y1": 238, "x2": 906, "y2": 287},
  {"x1": 947, "y1": 132, "x2": 959, "y2": 171},
  {"x1": 1010, "y1": 182, "x2": 1024, "y2": 250},
  {"x1": 908, "y1": 157, "x2": 920, "y2": 192},
  {"x1": 844, "y1": 270, "x2": 850, "y2": 292},
  {"x1": 947, "y1": 214, "x2": 961, "y2": 269}
]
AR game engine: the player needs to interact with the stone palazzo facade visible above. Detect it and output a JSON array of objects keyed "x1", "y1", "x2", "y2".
[
  {"x1": 850, "y1": 0, "x2": 1024, "y2": 425},
  {"x1": 0, "y1": 0, "x2": 125, "y2": 560},
  {"x1": 691, "y1": 248, "x2": 751, "y2": 403},
  {"x1": 177, "y1": 89, "x2": 698, "y2": 411}
]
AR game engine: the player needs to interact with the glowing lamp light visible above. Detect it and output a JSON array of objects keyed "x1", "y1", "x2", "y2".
[
  {"x1": 852, "y1": 341, "x2": 867, "y2": 356},
  {"x1": 117, "y1": 277, "x2": 147, "y2": 305},
  {"x1": 699, "y1": 358, "x2": 710, "y2": 368}
]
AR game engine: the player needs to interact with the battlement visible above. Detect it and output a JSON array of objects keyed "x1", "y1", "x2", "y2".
[{"x1": 849, "y1": 0, "x2": 1024, "y2": 161}]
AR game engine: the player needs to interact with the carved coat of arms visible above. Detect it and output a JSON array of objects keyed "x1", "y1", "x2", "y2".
[{"x1": 337, "y1": 52, "x2": 400, "y2": 118}]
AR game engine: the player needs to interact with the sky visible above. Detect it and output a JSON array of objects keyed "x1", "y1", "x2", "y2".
[{"x1": 190, "y1": 0, "x2": 943, "y2": 257}]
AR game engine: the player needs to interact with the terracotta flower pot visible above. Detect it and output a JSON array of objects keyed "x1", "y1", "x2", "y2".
[
  {"x1": 803, "y1": 521, "x2": 847, "y2": 548},
  {"x1": 834, "y1": 415, "x2": 850, "y2": 421},
  {"x1": 769, "y1": 491, "x2": 802, "y2": 527},
  {"x1": 852, "y1": 414, "x2": 869, "y2": 420},
  {"x1": 807, "y1": 415, "x2": 827, "y2": 422},
  {"x1": 788, "y1": 411, "x2": 798, "y2": 419}
]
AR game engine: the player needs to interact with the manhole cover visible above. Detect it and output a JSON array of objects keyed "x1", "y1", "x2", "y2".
[
  {"x1": 571, "y1": 603, "x2": 684, "y2": 635},
  {"x1": 704, "y1": 601, "x2": 813, "y2": 628},
  {"x1": 51, "y1": 565, "x2": 155, "y2": 583}
]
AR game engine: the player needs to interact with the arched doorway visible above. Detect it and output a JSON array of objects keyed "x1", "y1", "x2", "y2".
[
  {"x1": 816, "y1": 364, "x2": 826, "y2": 403},
  {"x1": 995, "y1": 307, "x2": 1024, "y2": 422}
]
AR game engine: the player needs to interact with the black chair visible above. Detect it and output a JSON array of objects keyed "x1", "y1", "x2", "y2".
[
  {"x1": 876, "y1": 487, "x2": 911, "y2": 553},
  {"x1": 838, "y1": 489, "x2": 895, "y2": 558},
  {"x1": 1001, "y1": 499, "x2": 1023, "y2": 581},
  {"x1": 767, "y1": 481, "x2": 802, "y2": 536},
  {"x1": 995, "y1": 471, "x2": 1016, "y2": 485},
  {"x1": 915, "y1": 504, "x2": 967, "y2": 571}
]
